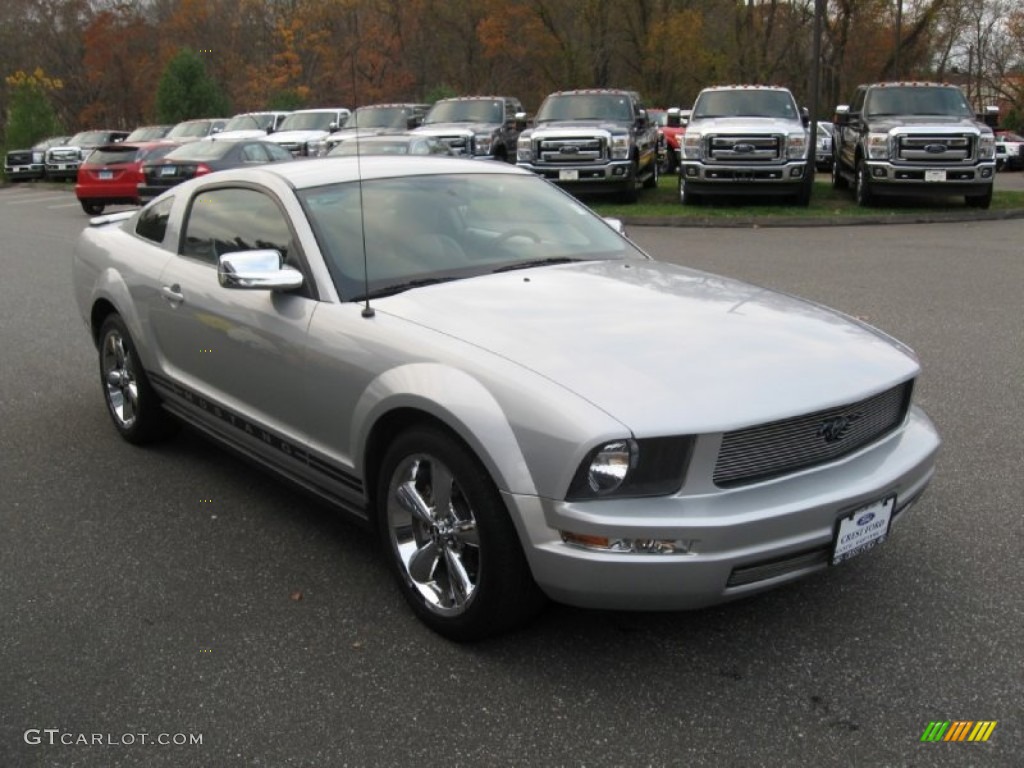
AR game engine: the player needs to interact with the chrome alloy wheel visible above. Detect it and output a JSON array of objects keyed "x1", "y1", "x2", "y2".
[
  {"x1": 386, "y1": 454, "x2": 481, "y2": 615},
  {"x1": 101, "y1": 329, "x2": 139, "y2": 429}
]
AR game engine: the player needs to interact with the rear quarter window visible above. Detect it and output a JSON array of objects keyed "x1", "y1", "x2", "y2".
[{"x1": 135, "y1": 197, "x2": 174, "y2": 244}]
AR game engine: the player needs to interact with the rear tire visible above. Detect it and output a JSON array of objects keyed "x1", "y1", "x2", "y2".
[
  {"x1": 620, "y1": 159, "x2": 640, "y2": 203},
  {"x1": 377, "y1": 426, "x2": 545, "y2": 641},
  {"x1": 642, "y1": 156, "x2": 658, "y2": 189},
  {"x1": 81, "y1": 200, "x2": 105, "y2": 215},
  {"x1": 831, "y1": 157, "x2": 848, "y2": 190},
  {"x1": 97, "y1": 314, "x2": 177, "y2": 444}
]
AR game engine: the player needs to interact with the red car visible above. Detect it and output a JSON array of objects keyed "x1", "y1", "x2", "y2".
[
  {"x1": 75, "y1": 141, "x2": 178, "y2": 215},
  {"x1": 649, "y1": 108, "x2": 689, "y2": 173}
]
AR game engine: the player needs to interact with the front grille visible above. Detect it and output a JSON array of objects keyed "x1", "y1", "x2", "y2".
[
  {"x1": 7, "y1": 151, "x2": 33, "y2": 164},
  {"x1": 896, "y1": 134, "x2": 973, "y2": 164},
  {"x1": 435, "y1": 135, "x2": 469, "y2": 153},
  {"x1": 537, "y1": 136, "x2": 606, "y2": 164},
  {"x1": 707, "y1": 135, "x2": 782, "y2": 163},
  {"x1": 49, "y1": 149, "x2": 80, "y2": 161},
  {"x1": 714, "y1": 381, "x2": 913, "y2": 487}
]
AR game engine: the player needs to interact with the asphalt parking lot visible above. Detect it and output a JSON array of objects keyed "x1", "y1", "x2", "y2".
[{"x1": 1, "y1": 182, "x2": 1021, "y2": 767}]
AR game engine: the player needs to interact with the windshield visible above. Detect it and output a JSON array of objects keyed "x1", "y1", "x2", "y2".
[
  {"x1": 69, "y1": 131, "x2": 113, "y2": 147},
  {"x1": 425, "y1": 100, "x2": 502, "y2": 124},
  {"x1": 349, "y1": 107, "x2": 411, "y2": 130},
  {"x1": 167, "y1": 121, "x2": 215, "y2": 139},
  {"x1": 997, "y1": 132, "x2": 1023, "y2": 142},
  {"x1": 223, "y1": 114, "x2": 265, "y2": 132},
  {"x1": 126, "y1": 126, "x2": 169, "y2": 141},
  {"x1": 865, "y1": 86, "x2": 972, "y2": 117},
  {"x1": 299, "y1": 173, "x2": 643, "y2": 300},
  {"x1": 536, "y1": 93, "x2": 634, "y2": 123},
  {"x1": 278, "y1": 111, "x2": 339, "y2": 131},
  {"x1": 692, "y1": 90, "x2": 797, "y2": 119},
  {"x1": 164, "y1": 141, "x2": 232, "y2": 161}
]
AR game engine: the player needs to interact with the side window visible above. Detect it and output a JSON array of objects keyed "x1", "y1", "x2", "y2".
[
  {"x1": 181, "y1": 187, "x2": 295, "y2": 265},
  {"x1": 241, "y1": 144, "x2": 267, "y2": 163},
  {"x1": 264, "y1": 142, "x2": 293, "y2": 162},
  {"x1": 851, "y1": 87, "x2": 866, "y2": 114},
  {"x1": 135, "y1": 197, "x2": 173, "y2": 244}
]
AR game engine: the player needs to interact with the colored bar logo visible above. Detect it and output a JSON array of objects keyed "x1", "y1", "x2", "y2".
[{"x1": 920, "y1": 721, "x2": 997, "y2": 742}]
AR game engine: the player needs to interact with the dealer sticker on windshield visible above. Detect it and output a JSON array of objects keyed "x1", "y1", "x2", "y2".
[{"x1": 831, "y1": 495, "x2": 895, "y2": 565}]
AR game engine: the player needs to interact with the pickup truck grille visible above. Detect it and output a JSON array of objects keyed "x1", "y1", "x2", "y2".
[
  {"x1": 49, "y1": 148, "x2": 81, "y2": 162},
  {"x1": 713, "y1": 381, "x2": 913, "y2": 488},
  {"x1": 707, "y1": 135, "x2": 782, "y2": 163},
  {"x1": 536, "y1": 137, "x2": 606, "y2": 164},
  {"x1": 7, "y1": 151, "x2": 33, "y2": 165},
  {"x1": 434, "y1": 135, "x2": 470, "y2": 153},
  {"x1": 896, "y1": 134, "x2": 973, "y2": 163}
]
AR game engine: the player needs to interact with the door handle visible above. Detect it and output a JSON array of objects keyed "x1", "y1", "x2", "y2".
[{"x1": 161, "y1": 284, "x2": 184, "y2": 304}]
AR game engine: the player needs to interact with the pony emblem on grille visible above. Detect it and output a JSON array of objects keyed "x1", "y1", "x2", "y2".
[{"x1": 818, "y1": 412, "x2": 862, "y2": 443}]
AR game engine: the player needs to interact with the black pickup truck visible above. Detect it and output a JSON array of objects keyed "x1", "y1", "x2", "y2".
[
  {"x1": 516, "y1": 89, "x2": 659, "y2": 203},
  {"x1": 832, "y1": 82, "x2": 996, "y2": 208},
  {"x1": 412, "y1": 96, "x2": 526, "y2": 162}
]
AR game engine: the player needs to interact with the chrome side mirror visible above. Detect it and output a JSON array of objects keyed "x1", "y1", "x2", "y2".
[{"x1": 218, "y1": 250, "x2": 303, "y2": 291}]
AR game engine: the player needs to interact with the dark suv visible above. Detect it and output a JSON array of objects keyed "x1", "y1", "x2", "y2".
[
  {"x1": 516, "y1": 89, "x2": 659, "y2": 202},
  {"x1": 413, "y1": 96, "x2": 525, "y2": 162}
]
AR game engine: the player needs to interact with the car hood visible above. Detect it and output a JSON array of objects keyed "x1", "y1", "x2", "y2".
[
  {"x1": 530, "y1": 121, "x2": 630, "y2": 136},
  {"x1": 210, "y1": 130, "x2": 266, "y2": 140},
  {"x1": 375, "y1": 260, "x2": 919, "y2": 435},
  {"x1": 269, "y1": 129, "x2": 329, "y2": 143},
  {"x1": 689, "y1": 117, "x2": 803, "y2": 134},
  {"x1": 867, "y1": 116, "x2": 988, "y2": 134},
  {"x1": 415, "y1": 123, "x2": 497, "y2": 137}
]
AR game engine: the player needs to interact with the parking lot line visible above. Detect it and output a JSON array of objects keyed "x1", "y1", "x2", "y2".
[
  {"x1": 6, "y1": 194, "x2": 72, "y2": 205},
  {"x1": 47, "y1": 202, "x2": 83, "y2": 210}
]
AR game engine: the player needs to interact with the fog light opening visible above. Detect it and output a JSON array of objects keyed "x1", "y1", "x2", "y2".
[
  {"x1": 872, "y1": 167, "x2": 886, "y2": 178},
  {"x1": 561, "y1": 531, "x2": 697, "y2": 554}
]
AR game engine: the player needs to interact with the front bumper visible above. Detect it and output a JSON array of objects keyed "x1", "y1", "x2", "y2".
[
  {"x1": 863, "y1": 160, "x2": 995, "y2": 197},
  {"x1": 4, "y1": 163, "x2": 44, "y2": 179},
  {"x1": 518, "y1": 159, "x2": 634, "y2": 191},
  {"x1": 507, "y1": 406, "x2": 939, "y2": 611},
  {"x1": 680, "y1": 160, "x2": 807, "y2": 196},
  {"x1": 45, "y1": 162, "x2": 81, "y2": 180}
]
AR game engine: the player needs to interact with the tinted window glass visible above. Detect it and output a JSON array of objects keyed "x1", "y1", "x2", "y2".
[
  {"x1": 264, "y1": 142, "x2": 294, "y2": 161},
  {"x1": 136, "y1": 197, "x2": 174, "y2": 244},
  {"x1": 181, "y1": 188, "x2": 294, "y2": 264},
  {"x1": 87, "y1": 147, "x2": 140, "y2": 166}
]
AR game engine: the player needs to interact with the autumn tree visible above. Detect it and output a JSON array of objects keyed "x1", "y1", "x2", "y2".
[
  {"x1": 154, "y1": 47, "x2": 230, "y2": 122},
  {"x1": 3, "y1": 68, "x2": 63, "y2": 150}
]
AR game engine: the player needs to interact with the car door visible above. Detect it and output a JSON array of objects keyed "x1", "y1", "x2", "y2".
[{"x1": 146, "y1": 184, "x2": 317, "y2": 470}]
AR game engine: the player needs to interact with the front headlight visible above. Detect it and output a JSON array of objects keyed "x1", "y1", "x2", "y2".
[
  {"x1": 517, "y1": 135, "x2": 533, "y2": 162},
  {"x1": 682, "y1": 132, "x2": 703, "y2": 160},
  {"x1": 566, "y1": 437, "x2": 693, "y2": 500},
  {"x1": 474, "y1": 133, "x2": 495, "y2": 155},
  {"x1": 786, "y1": 133, "x2": 808, "y2": 160},
  {"x1": 610, "y1": 135, "x2": 629, "y2": 160},
  {"x1": 866, "y1": 132, "x2": 890, "y2": 160},
  {"x1": 307, "y1": 139, "x2": 327, "y2": 156},
  {"x1": 978, "y1": 135, "x2": 995, "y2": 160}
]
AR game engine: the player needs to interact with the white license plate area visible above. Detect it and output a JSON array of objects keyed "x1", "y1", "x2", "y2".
[
  {"x1": 98, "y1": 171, "x2": 113, "y2": 180},
  {"x1": 559, "y1": 169, "x2": 579, "y2": 181},
  {"x1": 924, "y1": 170, "x2": 946, "y2": 182},
  {"x1": 831, "y1": 495, "x2": 895, "y2": 565},
  {"x1": 160, "y1": 165, "x2": 177, "y2": 177}
]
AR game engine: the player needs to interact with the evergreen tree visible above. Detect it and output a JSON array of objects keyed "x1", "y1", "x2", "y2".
[{"x1": 154, "y1": 48, "x2": 230, "y2": 123}]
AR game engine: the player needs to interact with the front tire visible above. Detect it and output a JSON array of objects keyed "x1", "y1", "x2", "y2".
[
  {"x1": 679, "y1": 175, "x2": 701, "y2": 206},
  {"x1": 98, "y1": 314, "x2": 176, "y2": 444},
  {"x1": 855, "y1": 158, "x2": 874, "y2": 206},
  {"x1": 377, "y1": 426, "x2": 545, "y2": 641},
  {"x1": 81, "y1": 200, "x2": 105, "y2": 215},
  {"x1": 966, "y1": 185, "x2": 993, "y2": 209}
]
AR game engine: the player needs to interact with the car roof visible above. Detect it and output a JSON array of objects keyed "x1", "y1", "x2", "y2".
[{"x1": 220, "y1": 156, "x2": 531, "y2": 190}]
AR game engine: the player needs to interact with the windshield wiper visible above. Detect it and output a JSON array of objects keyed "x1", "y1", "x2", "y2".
[
  {"x1": 352, "y1": 276, "x2": 461, "y2": 301},
  {"x1": 491, "y1": 257, "x2": 580, "y2": 273}
]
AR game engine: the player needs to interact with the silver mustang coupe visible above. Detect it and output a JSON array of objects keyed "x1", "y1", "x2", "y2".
[{"x1": 73, "y1": 157, "x2": 940, "y2": 640}]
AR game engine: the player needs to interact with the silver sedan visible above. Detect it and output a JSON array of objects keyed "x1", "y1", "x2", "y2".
[{"x1": 73, "y1": 158, "x2": 940, "y2": 640}]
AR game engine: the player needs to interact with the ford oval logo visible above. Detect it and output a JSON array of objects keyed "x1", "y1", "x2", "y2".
[
  {"x1": 733, "y1": 143, "x2": 755, "y2": 153},
  {"x1": 925, "y1": 143, "x2": 947, "y2": 154},
  {"x1": 560, "y1": 145, "x2": 580, "y2": 154},
  {"x1": 856, "y1": 512, "x2": 876, "y2": 526}
]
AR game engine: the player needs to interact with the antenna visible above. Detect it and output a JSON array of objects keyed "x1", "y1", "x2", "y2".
[{"x1": 350, "y1": 9, "x2": 374, "y2": 318}]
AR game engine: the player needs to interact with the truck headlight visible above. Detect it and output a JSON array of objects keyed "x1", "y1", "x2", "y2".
[
  {"x1": 517, "y1": 135, "x2": 533, "y2": 162},
  {"x1": 610, "y1": 135, "x2": 629, "y2": 160},
  {"x1": 682, "y1": 132, "x2": 703, "y2": 160},
  {"x1": 978, "y1": 135, "x2": 995, "y2": 160},
  {"x1": 866, "y1": 132, "x2": 890, "y2": 160},
  {"x1": 566, "y1": 437, "x2": 693, "y2": 500},
  {"x1": 307, "y1": 139, "x2": 326, "y2": 156},
  {"x1": 786, "y1": 133, "x2": 808, "y2": 160},
  {"x1": 474, "y1": 133, "x2": 494, "y2": 155}
]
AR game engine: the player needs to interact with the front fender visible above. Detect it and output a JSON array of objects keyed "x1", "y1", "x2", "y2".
[{"x1": 351, "y1": 363, "x2": 536, "y2": 496}]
